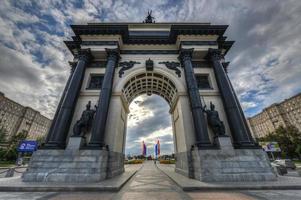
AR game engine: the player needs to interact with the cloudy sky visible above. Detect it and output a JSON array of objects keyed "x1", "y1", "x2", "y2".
[{"x1": 0, "y1": 0, "x2": 300, "y2": 155}]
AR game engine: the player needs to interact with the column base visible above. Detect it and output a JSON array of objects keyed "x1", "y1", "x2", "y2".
[
  {"x1": 40, "y1": 142, "x2": 66, "y2": 149},
  {"x1": 194, "y1": 141, "x2": 219, "y2": 150},
  {"x1": 233, "y1": 141, "x2": 261, "y2": 149},
  {"x1": 83, "y1": 142, "x2": 108, "y2": 150}
]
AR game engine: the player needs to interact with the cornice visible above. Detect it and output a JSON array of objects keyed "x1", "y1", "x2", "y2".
[{"x1": 64, "y1": 23, "x2": 234, "y2": 55}]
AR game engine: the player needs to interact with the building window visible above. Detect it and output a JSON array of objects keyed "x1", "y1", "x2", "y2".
[
  {"x1": 87, "y1": 74, "x2": 104, "y2": 89},
  {"x1": 195, "y1": 74, "x2": 212, "y2": 89}
]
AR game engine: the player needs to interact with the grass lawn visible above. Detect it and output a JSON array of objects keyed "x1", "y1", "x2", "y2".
[
  {"x1": 0, "y1": 161, "x2": 15, "y2": 168},
  {"x1": 293, "y1": 160, "x2": 301, "y2": 168}
]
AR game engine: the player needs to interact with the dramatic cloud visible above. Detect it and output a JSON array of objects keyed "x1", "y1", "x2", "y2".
[
  {"x1": 125, "y1": 94, "x2": 173, "y2": 156},
  {"x1": 0, "y1": 0, "x2": 300, "y2": 154}
]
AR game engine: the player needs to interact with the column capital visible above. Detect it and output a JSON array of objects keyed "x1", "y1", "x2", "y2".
[
  {"x1": 206, "y1": 48, "x2": 223, "y2": 61},
  {"x1": 68, "y1": 61, "x2": 77, "y2": 73},
  {"x1": 222, "y1": 62, "x2": 230, "y2": 73},
  {"x1": 105, "y1": 48, "x2": 120, "y2": 61},
  {"x1": 77, "y1": 48, "x2": 92, "y2": 62},
  {"x1": 178, "y1": 48, "x2": 194, "y2": 63}
]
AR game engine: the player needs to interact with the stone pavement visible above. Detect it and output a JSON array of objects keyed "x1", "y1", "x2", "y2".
[
  {"x1": 1, "y1": 161, "x2": 301, "y2": 199},
  {"x1": 112, "y1": 160, "x2": 191, "y2": 200}
]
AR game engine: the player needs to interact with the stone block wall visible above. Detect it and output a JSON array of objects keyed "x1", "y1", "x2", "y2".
[
  {"x1": 175, "y1": 151, "x2": 193, "y2": 178},
  {"x1": 23, "y1": 149, "x2": 108, "y2": 182},
  {"x1": 191, "y1": 148, "x2": 277, "y2": 182},
  {"x1": 106, "y1": 151, "x2": 124, "y2": 178}
]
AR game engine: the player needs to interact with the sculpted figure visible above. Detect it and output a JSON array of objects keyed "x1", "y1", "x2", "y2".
[
  {"x1": 72, "y1": 101, "x2": 97, "y2": 137},
  {"x1": 143, "y1": 10, "x2": 155, "y2": 23},
  {"x1": 203, "y1": 102, "x2": 226, "y2": 137}
]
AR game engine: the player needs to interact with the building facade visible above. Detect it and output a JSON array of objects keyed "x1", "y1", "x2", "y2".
[
  {"x1": 248, "y1": 93, "x2": 301, "y2": 139},
  {"x1": 0, "y1": 92, "x2": 52, "y2": 141}
]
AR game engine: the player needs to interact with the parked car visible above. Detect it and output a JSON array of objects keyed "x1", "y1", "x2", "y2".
[
  {"x1": 272, "y1": 159, "x2": 296, "y2": 169},
  {"x1": 271, "y1": 162, "x2": 288, "y2": 175}
]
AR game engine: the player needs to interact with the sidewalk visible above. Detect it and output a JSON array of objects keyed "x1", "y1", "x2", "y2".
[
  {"x1": 156, "y1": 164, "x2": 301, "y2": 191},
  {"x1": 0, "y1": 164, "x2": 141, "y2": 192}
]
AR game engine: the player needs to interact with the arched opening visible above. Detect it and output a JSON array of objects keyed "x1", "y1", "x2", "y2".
[
  {"x1": 125, "y1": 94, "x2": 174, "y2": 158},
  {"x1": 122, "y1": 72, "x2": 178, "y2": 160}
]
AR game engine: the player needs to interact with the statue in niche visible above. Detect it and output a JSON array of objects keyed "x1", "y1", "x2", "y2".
[
  {"x1": 203, "y1": 102, "x2": 226, "y2": 137},
  {"x1": 72, "y1": 101, "x2": 97, "y2": 137}
]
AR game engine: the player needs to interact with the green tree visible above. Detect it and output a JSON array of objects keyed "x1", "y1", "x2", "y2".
[
  {"x1": 2, "y1": 130, "x2": 27, "y2": 161},
  {"x1": 259, "y1": 125, "x2": 301, "y2": 159},
  {"x1": 36, "y1": 135, "x2": 46, "y2": 147},
  {"x1": 0, "y1": 127, "x2": 8, "y2": 143},
  {"x1": 296, "y1": 144, "x2": 301, "y2": 160}
]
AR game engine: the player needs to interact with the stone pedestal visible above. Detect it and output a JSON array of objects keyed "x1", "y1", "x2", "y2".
[
  {"x1": 66, "y1": 136, "x2": 85, "y2": 150},
  {"x1": 23, "y1": 149, "x2": 108, "y2": 182},
  {"x1": 215, "y1": 136, "x2": 234, "y2": 151},
  {"x1": 191, "y1": 147, "x2": 277, "y2": 182},
  {"x1": 22, "y1": 149, "x2": 125, "y2": 183},
  {"x1": 107, "y1": 151, "x2": 125, "y2": 178}
]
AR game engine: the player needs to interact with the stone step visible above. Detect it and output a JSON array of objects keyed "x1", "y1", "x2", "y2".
[
  {"x1": 30, "y1": 156, "x2": 102, "y2": 162},
  {"x1": 22, "y1": 172, "x2": 107, "y2": 182},
  {"x1": 25, "y1": 167, "x2": 105, "y2": 174},
  {"x1": 28, "y1": 161, "x2": 105, "y2": 169},
  {"x1": 199, "y1": 172, "x2": 276, "y2": 182}
]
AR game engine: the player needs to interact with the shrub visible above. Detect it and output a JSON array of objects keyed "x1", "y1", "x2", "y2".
[
  {"x1": 125, "y1": 159, "x2": 144, "y2": 164},
  {"x1": 159, "y1": 160, "x2": 175, "y2": 164}
]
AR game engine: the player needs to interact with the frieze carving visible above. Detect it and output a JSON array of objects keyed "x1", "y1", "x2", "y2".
[
  {"x1": 159, "y1": 61, "x2": 181, "y2": 77},
  {"x1": 118, "y1": 61, "x2": 141, "y2": 78}
]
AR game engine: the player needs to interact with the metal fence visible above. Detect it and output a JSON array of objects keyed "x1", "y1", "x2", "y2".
[{"x1": 0, "y1": 166, "x2": 27, "y2": 178}]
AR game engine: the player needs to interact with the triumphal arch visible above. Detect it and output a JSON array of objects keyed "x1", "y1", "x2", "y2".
[{"x1": 23, "y1": 16, "x2": 276, "y2": 182}]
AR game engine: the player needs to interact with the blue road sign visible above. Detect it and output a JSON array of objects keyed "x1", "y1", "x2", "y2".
[{"x1": 17, "y1": 140, "x2": 37, "y2": 152}]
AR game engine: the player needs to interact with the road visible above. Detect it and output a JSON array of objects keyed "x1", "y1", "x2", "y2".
[{"x1": 1, "y1": 161, "x2": 301, "y2": 199}]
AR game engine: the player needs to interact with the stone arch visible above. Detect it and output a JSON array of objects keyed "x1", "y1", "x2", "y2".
[
  {"x1": 122, "y1": 72, "x2": 178, "y2": 107},
  {"x1": 114, "y1": 67, "x2": 186, "y2": 94}
]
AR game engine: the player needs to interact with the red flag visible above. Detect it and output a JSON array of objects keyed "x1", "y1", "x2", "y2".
[{"x1": 142, "y1": 141, "x2": 147, "y2": 156}]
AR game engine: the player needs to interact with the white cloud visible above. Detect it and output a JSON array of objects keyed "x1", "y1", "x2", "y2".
[{"x1": 127, "y1": 96, "x2": 154, "y2": 128}]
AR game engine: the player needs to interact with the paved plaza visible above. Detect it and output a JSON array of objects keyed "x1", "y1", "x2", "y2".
[{"x1": 1, "y1": 161, "x2": 301, "y2": 200}]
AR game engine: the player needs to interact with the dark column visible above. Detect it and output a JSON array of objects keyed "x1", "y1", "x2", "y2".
[
  {"x1": 88, "y1": 48, "x2": 120, "y2": 148},
  {"x1": 207, "y1": 48, "x2": 256, "y2": 148},
  {"x1": 44, "y1": 49, "x2": 92, "y2": 148},
  {"x1": 45, "y1": 62, "x2": 76, "y2": 144},
  {"x1": 178, "y1": 48, "x2": 213, "y2": 148}
]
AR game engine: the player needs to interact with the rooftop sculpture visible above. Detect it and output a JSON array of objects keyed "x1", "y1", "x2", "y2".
[{"x1": 143, "y1": 10, "x2": 155, "y2": 23}]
